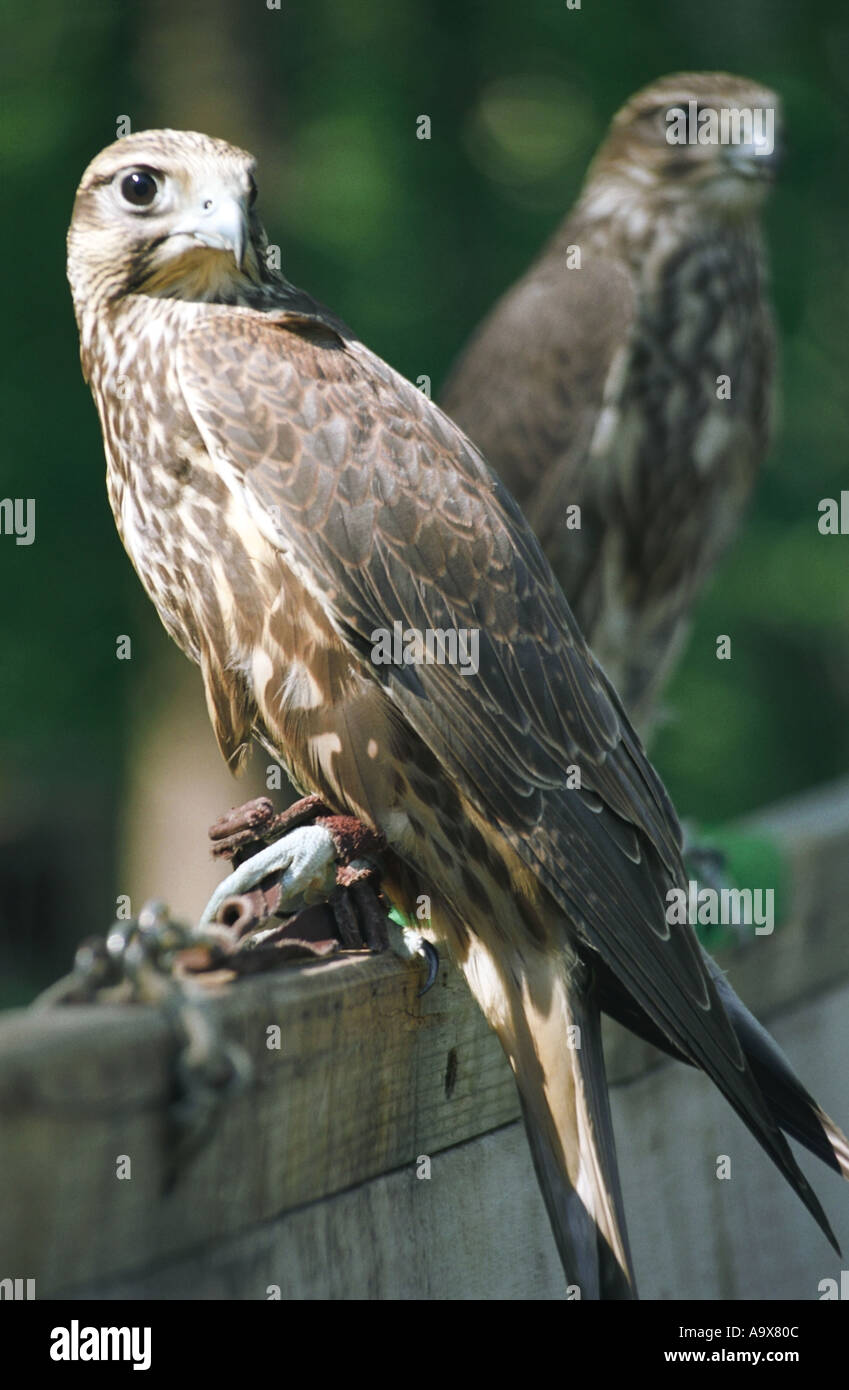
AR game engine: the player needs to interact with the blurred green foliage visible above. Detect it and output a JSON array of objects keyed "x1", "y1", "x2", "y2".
[{"x1": 1, "y1": 0, "x2": 848, "y2": 892}]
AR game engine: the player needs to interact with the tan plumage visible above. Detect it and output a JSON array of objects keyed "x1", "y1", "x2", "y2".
[
  {"x1": 442, "y1": 73, "x2": 779, "y2": 737},
  {"x1": 68, "y1": 129, "x2": 846, "y2": 1298}
]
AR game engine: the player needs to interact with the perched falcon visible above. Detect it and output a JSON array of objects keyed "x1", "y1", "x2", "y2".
[
  {"x1": 68, "y1": 130, "x2": 846, "y2": 1299},
  {"x1": 442, "y1": 73, "x2": 779, "y2": 737}
]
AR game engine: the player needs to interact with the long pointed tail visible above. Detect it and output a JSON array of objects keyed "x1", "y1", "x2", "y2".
[
  {"x1": 706, "y1": 960, "x2": 849, "y2": 1181},
  {"x1": 595, "y1": 946, "x2": 849, "y2": 1196},
  {"x1": 463, "y1": 938, "x2": 636, "y2": 1298}
]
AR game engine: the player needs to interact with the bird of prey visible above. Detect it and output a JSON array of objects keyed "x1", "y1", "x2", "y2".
[
  {"x1": 442, "y1": 73, "x2": 779, "y2": 738},
  {"x1": 68, "y1": 129, "x2": 846, "y2": 1299}
]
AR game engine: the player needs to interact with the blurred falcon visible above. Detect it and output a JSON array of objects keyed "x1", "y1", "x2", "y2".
[
  {"x1": 442, "y1": 73, "x2": 780, "y2": 738},
  {"x1": 68, "y1": 129, "x2": 846, "y2": 1299}
]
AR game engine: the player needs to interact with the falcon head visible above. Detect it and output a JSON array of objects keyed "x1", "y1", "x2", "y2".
[
  {"x1": 67, "y1": 129, "x2": 279, "y2": 311},
  {"x1": 584, "y1": 72, "x2": 782, "y2": 221}
]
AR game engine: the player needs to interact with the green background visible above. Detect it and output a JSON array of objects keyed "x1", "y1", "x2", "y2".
[{"x1": 1, "y1": 0, "x2": 847, "y2": 997}]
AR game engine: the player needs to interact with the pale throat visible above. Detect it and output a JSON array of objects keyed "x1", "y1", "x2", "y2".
[{"x1": 139, "y1": 246, "x2": 259, "y2": 303}]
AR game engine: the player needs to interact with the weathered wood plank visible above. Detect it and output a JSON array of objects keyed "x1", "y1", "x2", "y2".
[
  {"x1": 60, "y1": 983, "x2": 849, "y2": 1301},
  {"x1": 0, "y1": 953, "x2": 518, "y2": 1293}
]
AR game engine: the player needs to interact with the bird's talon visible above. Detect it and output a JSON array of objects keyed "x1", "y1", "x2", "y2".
[
  {"x1": 385, "y1": 917, "x2": 439, "y2": 993},
  {"x1": 418, "y1": 939, "x2": 440, "y2": 995}
]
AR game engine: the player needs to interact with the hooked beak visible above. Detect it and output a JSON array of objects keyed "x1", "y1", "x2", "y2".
[
  {"x1": 168, "y1": 194, "x2": 247, "y2": 269},
  {"x1": 724, "y1": 142, "x2": 782, "y2": 182},
  {"x1": 723, "y1": 113, "x2": 783, "y2": 182}
]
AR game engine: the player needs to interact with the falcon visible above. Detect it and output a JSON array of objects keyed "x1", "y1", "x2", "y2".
[
  {"x1": 442, "y1": 72, "x2": 779, "y2": 738},
  {"x1": 68, "y1": 129, "x2": 846, "y2": 1299}
]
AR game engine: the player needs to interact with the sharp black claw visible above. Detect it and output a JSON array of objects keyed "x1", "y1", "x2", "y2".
[{"x1": 418, "y1": 939, "x2": 440, "y2": 996}]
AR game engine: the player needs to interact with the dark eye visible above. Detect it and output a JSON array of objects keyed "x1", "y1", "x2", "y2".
[
  {"x1": 247, "y1": 174, "x2": 258, "y2": 208},
  {"x1": 120, "y1": 170, "x2": 159, "y2": 208}
]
